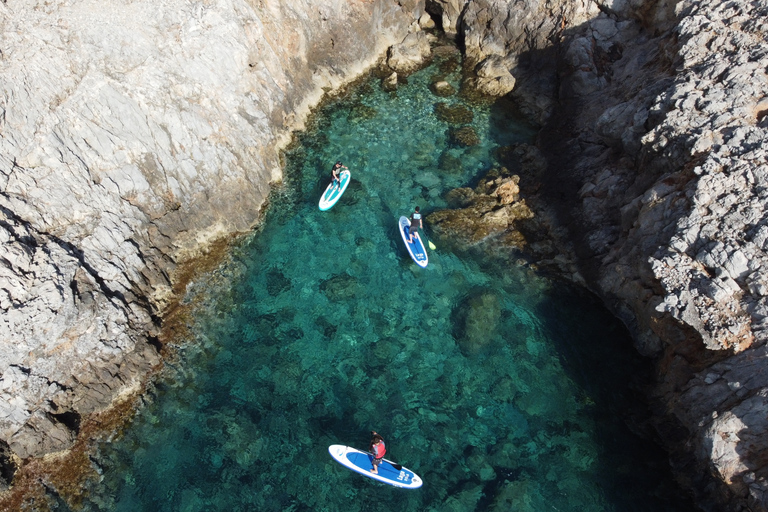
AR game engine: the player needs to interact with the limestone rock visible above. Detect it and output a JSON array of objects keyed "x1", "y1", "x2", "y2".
[
  {"x1": 418, "y1": 12, "x2": 436, "y2": 30},
  {"x1": 425, "y1": 0, "x2": 470, "y2": 37},
  {"x1": 387, "y1": 31, "x2": 432, "y2": 75},
  {"x1": 472, "y1": 56, "x2": 516, "y2": 97},
  {"x1": 383, "y1": 72, "x2": 399, "y2": 92}
]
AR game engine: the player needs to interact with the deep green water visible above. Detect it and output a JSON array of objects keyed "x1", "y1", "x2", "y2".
[{"x1": 81, "y1": 49, "x2": 696, "y2": 511}]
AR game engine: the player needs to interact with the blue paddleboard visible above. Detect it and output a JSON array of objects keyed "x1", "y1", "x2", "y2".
[
  {"x1": 328, "y1": 444, "x2": 423, "y2": 489},
  {"x1": 319, "y1": 170, "x2": 351, "y2": 211},
  {"x1": 398, "y1": 216, "x2": 428, "y2": 268}
]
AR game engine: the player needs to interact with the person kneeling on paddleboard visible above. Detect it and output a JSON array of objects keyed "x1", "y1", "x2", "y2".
[
  {"x1": 370, "y1": 431, "x2": 386, "y2": 474},
  {"x1": 331, "y1": 161, "x2": 347, "y2": 190},
  {"x1": 408, "y1": 206, "x2": 423, "y2": 243}
]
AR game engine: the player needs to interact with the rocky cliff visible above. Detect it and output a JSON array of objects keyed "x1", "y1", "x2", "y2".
[
  {"x1": 449, "y1": 0, "x2": 768, "y2": 509},
  {"x1": 0, "y1": 0, "x2": 422, "y2": 490},
  {"x1": 3, "y1": 0, "x2": 767, "y2": 509}
]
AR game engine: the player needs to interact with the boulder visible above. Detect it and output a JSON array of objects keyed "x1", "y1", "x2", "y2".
[
  {"x1": 473, "y1": 56, "x2": 516, "y2": 96},
  {"x1": 387, "y1": 31, "x2": 432, "y2": 74}
]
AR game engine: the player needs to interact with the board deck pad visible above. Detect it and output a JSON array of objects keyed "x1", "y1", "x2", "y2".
[
  {"x1": 328, "y1": 444, "x2": 423, "y2": 489},
  {"x1": 319, "y1": 170, "x2": 351, "y2": 211},
  {"x1": 398, "y1": 216, "x2": 428, "y2": 268}
]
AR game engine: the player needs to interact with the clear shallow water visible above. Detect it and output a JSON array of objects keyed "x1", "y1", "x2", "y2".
[{"x1": 81, "y1": 49, "x2": 695, "y2": 511}]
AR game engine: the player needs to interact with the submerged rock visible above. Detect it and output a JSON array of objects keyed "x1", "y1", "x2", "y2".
[
  {"x1": 438, "y1": 150, "x2": 464, "y2": 175},
  {"x1": 382, "y1": 72, "x2": 399, "y2": 92},
  {"x1": 435, "y1": 102, "x2": 474, "y2": 124},
  {"x1": 449, "y1": 126, "x2": 481, "y2": 146},
  {"x1": 319, "y1": 273, "x2": 360, "y2": 301},
  {"x1": 452, "y1": 288, "x2": 502, "y2": 356},
  {"x1": 266, "y1": 268, "x2": 292, "y2": 296},
  {"x1": 428, "y1": 168, "x2": 533, "y2": 249},
  {"x1": 430, "y1": 80, "x2": 456, "y2": 97}
]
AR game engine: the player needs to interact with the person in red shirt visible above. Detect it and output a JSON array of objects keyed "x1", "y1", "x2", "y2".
[{"x1": 369, "y1": 431, "x2": 387, "y2": 474}]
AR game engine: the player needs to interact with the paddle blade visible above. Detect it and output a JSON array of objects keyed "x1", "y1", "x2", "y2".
[{"x1": 428, "y1": 240, "x2": 436, "y2": 250}]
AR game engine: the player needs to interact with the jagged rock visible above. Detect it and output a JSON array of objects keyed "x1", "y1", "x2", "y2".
[
  {"x1": 382, "y1": 72, "x2": 399, "y2": 91},
  {"x1": 387, "y1": 31, "x2": 432, "y2": 75},
  {"x1": 461, "y1": 0, "x2": 600, "y2": 123},
  {"x1": 425, "y1": 0, "x2": 469, "y2": 37},
  {"x1": 428, "y1": 168, "x2": 533, "y2": 248},
  {"x1": 456, "y1": 0, "x2": 768, "y2": 509},
  {"x1": 472, "y1": 56, "x2": 516, "y2": 96}
]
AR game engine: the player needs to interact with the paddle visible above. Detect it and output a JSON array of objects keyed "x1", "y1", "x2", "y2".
[
  {"x1": 367, "y1": 451, "x2": 402, "y2": 471},
  {"x1": 423, "y1": 229, "x2": 436, "y2": 250}
]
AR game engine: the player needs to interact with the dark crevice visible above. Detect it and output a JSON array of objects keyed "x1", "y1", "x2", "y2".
[
  {"x1": 0, "y1": 440, "x2": 17, "y2": 488},
  {"x1": 49, "y1": 410, "x2": 81, "y2": 433},
  {"x1": 146, "y1": 335, "x2": 163, "y2": 353},
  {"x1": 9, "y1": 364, "x2": 31, "y2": 375}
]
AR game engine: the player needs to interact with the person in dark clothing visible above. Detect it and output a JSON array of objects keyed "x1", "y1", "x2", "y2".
[
  {"x1": 408, "y1": 206, "x2": 423, "y2": 243},
  {"x1": 331, "y1": 161, "x2": 348, "y2": 190}
]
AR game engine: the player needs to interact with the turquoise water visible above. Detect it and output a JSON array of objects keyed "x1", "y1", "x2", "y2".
[{"x1": 80, "y1": 49, "x2": 696, "y2": 511}]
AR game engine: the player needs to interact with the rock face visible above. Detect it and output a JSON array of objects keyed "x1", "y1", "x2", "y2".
[
  {"x1": 0, "y1": 0, "x2": 422, "y2": 481},
  {"x1": 452, "y1": 0, "x2": 768, "y2": 509},
  {"x1": 461, "y1": 0, "x2": 600, "y2": 123}
]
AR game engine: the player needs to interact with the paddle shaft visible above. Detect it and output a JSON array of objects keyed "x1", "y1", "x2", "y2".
[{"x1": 368, "y1": 451, "x2": 402, "y2": 471}]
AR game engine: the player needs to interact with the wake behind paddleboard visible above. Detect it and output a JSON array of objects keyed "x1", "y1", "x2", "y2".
[
  {"x1": 319, "y1": 170, "x2": 351, "y2": 211},
  {"x1": 328, "y1": 444, "x2": 423, "y2": 489},
  {"x1": 398, "y1": 216, "x2": 428, "y2": 268}
]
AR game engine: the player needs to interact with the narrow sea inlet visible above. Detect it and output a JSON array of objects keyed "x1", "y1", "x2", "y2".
[{"x1": 82, "y1": 49, "x2": 695, "y2": 511}]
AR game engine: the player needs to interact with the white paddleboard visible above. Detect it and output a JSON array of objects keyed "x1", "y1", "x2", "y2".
[
  {"x1": 319, "y1": 170, "x2": 351, "y2": 211},
  {"x1": 328, "y1": 444, "x2": 423, "y2": 489},
  {"x1": 398, "y1": 216, "x2": 428, "y2": 268}
]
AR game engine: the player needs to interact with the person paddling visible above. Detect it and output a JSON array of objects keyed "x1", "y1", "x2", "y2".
[
  {"x1": 369, "y1": 431, "x2": 386, "y2": 474},
  {"x1": 408, "y1": 206, "x2": 423, "y2": 243},
  {"x1": 331, "y1": 161, "x2": 348, "y2": 190}
]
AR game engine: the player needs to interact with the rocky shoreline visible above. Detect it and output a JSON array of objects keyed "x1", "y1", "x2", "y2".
[
  {"x1": 427, "y1": 0, "x2": 768, "y2": 510},
  {"x1": 2, "y1": 0, "x2": 767, "y2": 510}
]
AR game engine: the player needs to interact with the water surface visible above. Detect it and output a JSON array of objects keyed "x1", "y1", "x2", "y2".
[{"x1": 84, "y1": 47, "x2": 695, "y2": 512}]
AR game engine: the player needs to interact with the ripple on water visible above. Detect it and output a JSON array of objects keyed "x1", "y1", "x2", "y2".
[{"x1": 83, "y1": 46, "x2": 696, "y2": 512}]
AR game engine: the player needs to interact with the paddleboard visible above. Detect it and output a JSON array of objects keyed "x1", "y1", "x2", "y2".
[
  {"x1": 328, "y1": 444, "x2": 423, "y2": 489},
  {"x1": 398, "y1": 216, "x2": 428, "y2": 268},
  {"x1": 319, "y1": 170, "x2": 351, "y2": 211}
]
